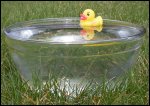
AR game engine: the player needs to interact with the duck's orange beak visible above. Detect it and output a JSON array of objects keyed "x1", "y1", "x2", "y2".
[{"x1": 80, "y1": 14, "x2": 87, "y2": 20}]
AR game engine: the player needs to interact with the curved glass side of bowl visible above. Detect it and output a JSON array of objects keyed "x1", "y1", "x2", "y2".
[{"x1": 4, "y1": 18, "x2": 145, "y2": 92}]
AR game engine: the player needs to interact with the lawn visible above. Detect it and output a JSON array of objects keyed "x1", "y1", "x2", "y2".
[{"x1": 1, "y1": 1, "x2": 149, "y2": 105}]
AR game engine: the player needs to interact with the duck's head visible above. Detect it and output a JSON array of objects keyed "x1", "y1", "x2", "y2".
[{"x1": 80, "y1": 9, "x2": 95, "y2": 21}]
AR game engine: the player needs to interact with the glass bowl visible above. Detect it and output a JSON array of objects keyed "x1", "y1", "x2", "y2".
[{"x1": 4, "y1": 18, "x2": 145, "y2": 90}]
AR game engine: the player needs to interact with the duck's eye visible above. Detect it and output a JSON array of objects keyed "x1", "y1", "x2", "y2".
[{"x1": 87, "y1": 12, "x2": 90, "y2": 16}]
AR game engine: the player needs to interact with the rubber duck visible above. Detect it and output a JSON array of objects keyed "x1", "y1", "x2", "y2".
[
  {"x1": 80, "y1": 9, "x2": 103, "y2": 27},
  {"x1": 80, "y1": 26, "x2": 103, "y2": 40}
]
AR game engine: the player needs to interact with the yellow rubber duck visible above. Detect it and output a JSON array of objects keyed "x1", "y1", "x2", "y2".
[{"x1": 80, "y1": 9, "x2": 103, "y2": 27}]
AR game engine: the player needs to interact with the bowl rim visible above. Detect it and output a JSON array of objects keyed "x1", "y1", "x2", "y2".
[{"x1": 4, "y1": 17, "x2": 146, "y2": 44}]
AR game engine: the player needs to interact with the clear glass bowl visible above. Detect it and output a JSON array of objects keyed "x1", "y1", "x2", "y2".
[{"x1": 4, "y1": 18, "x2": 145, "y2": 90}]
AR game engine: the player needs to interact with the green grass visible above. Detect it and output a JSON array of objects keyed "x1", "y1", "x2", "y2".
[{"x1": 1, "y1": 1, "x2": 149, "y2": 105}]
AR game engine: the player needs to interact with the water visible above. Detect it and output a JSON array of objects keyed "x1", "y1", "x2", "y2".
[{"x1": 5, "y1": 24, "x2": 143, "y2": 94}]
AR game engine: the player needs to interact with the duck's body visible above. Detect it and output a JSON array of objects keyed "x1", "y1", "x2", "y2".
[{"x1": 80, "y1": 16, "x2": 103, "y2": 27}]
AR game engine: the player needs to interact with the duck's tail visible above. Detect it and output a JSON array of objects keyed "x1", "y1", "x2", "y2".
[{"x1": 96, "y1": 16, "x2": 103, "y2": 26}]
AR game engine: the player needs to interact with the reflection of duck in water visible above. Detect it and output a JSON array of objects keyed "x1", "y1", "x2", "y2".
[
  {"x1": 80, "y1": 9, "x2": 103, "y2": 40},
  {"x1": 80, "y1": 26, "x2": 103, "y2": 40}
]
